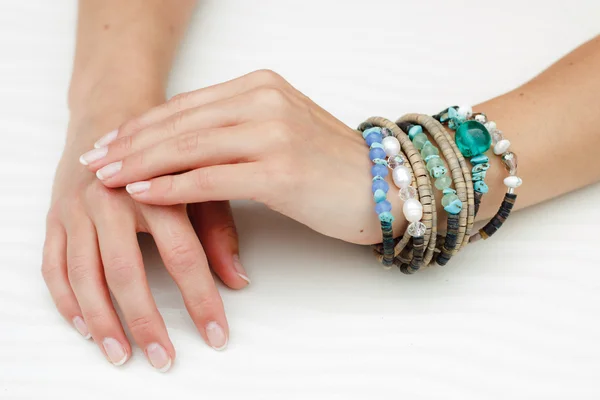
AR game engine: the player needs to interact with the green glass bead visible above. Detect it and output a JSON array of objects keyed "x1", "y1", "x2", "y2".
[
  {"x1": 412, "y1": 132, "x2": 428, "y2": 150},
  {"x1": 434, "y1": 175, "x2": 452, "y2": 190},
  {"x1": 420, "y1": 141, "x2": 440, "y2": 160},
  {"x1": 430, "y1": 166, "x2": 447, "y2": 179},
  {"x1": 426, "y1": 156, "x2": 444, "y2": 172},
  {"x1": 455, "y1": 120, "x2": 492, "y2": 157},
  {"x1": 408, "y1": 125, "x2": 423, "y2": 140},
  {"x1": 424, "y1": 154, "x2": 440, "y2": 163},
  {"x1": 470, "y1": 154, "x2": 489, "y2": 165},
  {"x1": 443, "y1": 188, "x2": 457, "y2": 195},
  {"x1": 442, "y1": 193, "x2": 459, "y2": 207}
]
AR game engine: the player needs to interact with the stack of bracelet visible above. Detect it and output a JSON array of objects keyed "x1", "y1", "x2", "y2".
[
  {"x1": 359, "y1": 119, "x2": 433, "y2": 273},
  {"x1": 433, "y1": 106, "x2": 522, "y2": 242},
  {"x1": 359, "y1": 107, "x2": 521, "y2": 273}
]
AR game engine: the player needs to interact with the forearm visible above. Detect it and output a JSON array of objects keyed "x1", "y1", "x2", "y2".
[
  {"x1": 68, "y1": 0, "x2": 196, "y2": 131},
  {"x1": 471, "y1": 35, "x2": 600, "y2": 221}
]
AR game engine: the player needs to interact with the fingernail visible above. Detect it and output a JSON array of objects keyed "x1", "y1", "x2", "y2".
[
  {"x1": 126, "y1": 181, "x2": 151, "y2": 194},
  {"x1": 72, "y1": 316, "x2": 91, "y2": 340},
  {"x1": 205, "y1": 321, "x2": 227, "y2": 350},
  {"x1": 94, "y1": 129, "x2": 118, "y2": 148},
  {"x1": 79, "y1": 147, "x2": 108, "y2": 165},
  {"x1": 102, "y1": 337, "x2": 128, "y2": 366},
  {"x1": 233, "y1": 255, "x2": 250, "y2": 284},
  {"x1": 146, "y1": 343, "x2": 172, "y2": 373},
  {"x1": 96, "y1": 161, "x2": 122, "y2": 180}
]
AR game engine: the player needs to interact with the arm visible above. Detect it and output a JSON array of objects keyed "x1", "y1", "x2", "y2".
[
  {"x1": 44, "y1": 0, "x2": 245, "y2": 373},
  {"x1": 78, "y1": 37, "x2": 600, "y2": 245}
]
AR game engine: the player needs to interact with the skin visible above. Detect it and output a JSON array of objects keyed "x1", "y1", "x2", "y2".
[
  {"x1": 81, "y1": 36, "x2": 600, "y2": 245},
  {"x1": 42, "y1": 0, "x2": 248, "y2": 373}
]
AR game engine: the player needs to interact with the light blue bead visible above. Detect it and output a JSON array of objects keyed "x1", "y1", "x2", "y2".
[
  {"x1": 430, "y1": 166, "x2": 447, "y2": 179},
  {"x1": 472, "y1": 163, "x2": 490, "y2": 173},
  {"x1": 371, "y1": 164, "x2": 388, "y2": 178},
  {"x1": 373, "y1": 189, "x2": 387, "y2": 203},
  {"x1": 373, "y1": 158, "x2": 387, "y2": 165},
  {"x1": 444, "y1": 199, "x2": 463, "y2": 215},
  {"x1": 424, "y1": 154, "x2": 440, "y2": 163},
  {"x1": 375, "y1": 200, "x2": 392, "y2": 214},
  {"x1": 470, "y1": 154, "x2": 489, "y2": 165},
  {"x1": 378, "y1": 211, "x2": 395, "y2": 223},
  {"x1": 372, "y1": 179, "x2": 389, "y2": 193},
  {"x1": 408, "y1": 125, "x2": 423, "y2": 140},
  {"x1": 365, "y1": 132, "x2": 383, "y2": 146},
  {"x1": 443, "y1": 188, "x2": 457, "y2": 195},
  {"x1": 369, "y1": 147, "x2": 386, "y2": 161},
  {"x1": 370, "y1": 142, "x2": 384, "y2": 150},
  {"x1": 362, "y1": 127, "x2": 381, "y2": 139},
  {"x1": 474, "y1": 181, "x2": 489, "y2": 193},
  {"x1": 472, "y1": 171, "x2": 487, "y2": 181}
]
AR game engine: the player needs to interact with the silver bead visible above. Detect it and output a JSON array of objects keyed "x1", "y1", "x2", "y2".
[{"x1": 501, "y1": 152, "x2": 518, "y2": 175}]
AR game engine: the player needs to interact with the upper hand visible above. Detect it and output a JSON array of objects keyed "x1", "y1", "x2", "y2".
[{"x1": 80, "y1": 70, "x2": 404, "y2": 245}]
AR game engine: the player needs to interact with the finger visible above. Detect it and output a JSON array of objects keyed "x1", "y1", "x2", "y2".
[
  {"x1": 81, "y1": 86, "x2": 293, "y2": 171},
  {"x1": 95, "y1": 123, "x2": 266, "y2": 187},
  {"x1": 65, "y1": 218, "x2": 131, "y2": 366},
  {"x1": 118, "y1": 69, "x2": 293, "y2": 137},
  {"x1": 92, "y1": 205, "x2": 175, "y2": 372},
  {"x1": 126, "y1": 163, "x2": 267, "y2": 206},
  {"x1": 144, "y1": 205, "x2": 229, "y2": 350},
  {"x1": 188, "y1": 202, "x2": 249, "y2": 289},
  {"x1": 41, "y1": 218, "x2": 90, "y2": 339}
]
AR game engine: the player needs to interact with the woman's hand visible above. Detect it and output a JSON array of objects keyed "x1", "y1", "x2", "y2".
[
  {"x1": 43, "y1": 111, "x2": 248, "y2": 372},
  {"x1": 79, "y1": 70, "x2": 407, "y2": 245}
]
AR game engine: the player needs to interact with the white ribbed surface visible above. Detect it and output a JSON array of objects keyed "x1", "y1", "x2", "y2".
[{"x1": 0, "y1": 1, "x2": 599, "y2": 399}]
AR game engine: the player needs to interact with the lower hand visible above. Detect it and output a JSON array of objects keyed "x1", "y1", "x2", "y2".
[
  {"x1": 80, "y1": 70, "x2": 405, "y2": 245},
  {"x1": 43, "y1": 111, "x2": 248, "y2": 372}
]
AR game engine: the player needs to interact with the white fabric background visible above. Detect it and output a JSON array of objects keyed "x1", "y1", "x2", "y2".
[{"x1": 0, "y1": 1, "x2": 599, "y2": 399}]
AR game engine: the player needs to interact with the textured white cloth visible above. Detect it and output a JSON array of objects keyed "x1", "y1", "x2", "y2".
[{"x1": 0, "y1": 1, "x2": 599, "y2": 399}]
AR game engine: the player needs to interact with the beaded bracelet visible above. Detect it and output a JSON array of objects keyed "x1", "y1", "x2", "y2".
[{"x1": 434, "y1": 106, "x2": 522, "y2": 241}]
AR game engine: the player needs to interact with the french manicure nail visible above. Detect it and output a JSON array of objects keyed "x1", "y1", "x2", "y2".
[
  {"x1": 102, "y1": 337, "x2": 128, "y2": 366},
  {"x1": 94, "y1": 129, "x2": 118, "y2": 148},
  {"x1": 79, "y1": 147, "x2": 108, "y2": 165},
  {"x1": 126, "y1": 181, "x2": 151, "y2": 195},
  {"x1": 233, "y1": 255, "x2": 250, "y2": 284},
  {"x1": 96, "y1": 161, "x2": 122, "y2": 180},
  {"x1": 206, "y1": 321, "x2": 228, "y2": 350},
  {"x1": 72, "y1": 316, "x2": 91, "y2": 340},
  {"x1": 146, "y1": 343, "x2": 172, "y2": 372}
]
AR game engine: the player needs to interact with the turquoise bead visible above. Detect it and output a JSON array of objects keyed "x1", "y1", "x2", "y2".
[
  {"x1": 443, "y1": 188, "x2": 457, "y2": 195},
  {"x1": 434, "y1": 175, "x2": 452, "y2": 190},
  {"x1": 362, "y1": 127, "x2": 381, "y2": 139},
  {"x1": 372, "y1": 176, "x2": 384, "y2": 181},
  {"x1": 470, "y1": 154, "x2": 489, "y2": 165},
  {"x1": 370, "y1": 142, "x2": 384, "y2": 150},
  {"x1": 426, "y1": 157, "x2": 444, "y2": 172},
  {"x1": 474, "y1": 181, "x2": 489, "y2": 193},
  {"x1": 472, "y1": 171, "x2": 487, "y2": 181},
  {"x1": 472, "y1": 163, "x2": 490, "y2": 173},
  {"x1": 430, "y1": 166, "x2": 447, "y2": 179},
  {"x1": 378, "y1": 211, "x2": 395, "y2": 223},
  {"x1": 373, "y1": 158, "x2": 388, "y2": 165},
  {"x1": 421, "y1": 142, "x2": 440, "y2": 159},
  {"x1": 444, "y1": 199, "x2": 463, "y2": 215},
  {"x1": 455, "y1": 120, "x2": 492, "y2": 157},
  {"x1": 374, "y1": 189, "x2": 387, "y2": 203},
  {"x1": 424, "y1": 154, "x2": 440, "y2": 163},
  {"x1": 408, "y1": 125, "x2": 423, "y2": 139},
  {"x1": 412, "y1": 132, "x2": 428, "y2": 150}
]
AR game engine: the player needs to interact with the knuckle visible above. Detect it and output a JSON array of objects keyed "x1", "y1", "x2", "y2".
[
  {"x1": 168, "y1": 92, "x2": 192, "y2": 111},
  {"x1": 111, "y1": 134, "x2": 133, "y2": 153},
  {"x1": 41, "y1": 257, "x2": 63, "y2": 284},
  {"x1": 213, "y1": 218, "x2": 238, "y2": 241},
  {"x1": 104, "y1": 256, "x2": 139, "y2": 287},
  {"x1": 127, "y1": 314, "x2": 155, "y2": 337},
  {"x1": 119, "y1": 118, "x2": 143, "y2": 137},
  {"x1": 253, "y1": 86, "x2": 288, "y2": 109},
  {"x1": 165, "y1": 241, "x2": 199, "y2": 277},
  {"x1": 165, "y1": 111, "x2": 187, "y2": 136},
  {"x1": 192, "y1": 168, "x2": 215, "y2": 192},
  {"x1": 252, "y1": 69, "x2": 286, "y2": 87},
  {"x1": 265, "y1": 119, "x2": 294, "y2": 146},
  {"x1": 67, "y1": 254, "x2": 94, "y2": 284},
  {"x1": 176, "y1": 132, "x2": 200, "y2": 156}
]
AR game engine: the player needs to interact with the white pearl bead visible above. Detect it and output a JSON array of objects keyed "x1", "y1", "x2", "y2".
[
  {"x1": 485, "y1": 121, "x2": 497, "y2": 131},
  {"x1": 382, "y1": 136, "x2": 401, "y2": 157},
  {"x1": 392, "y1": 166, "x2": 412, "y2": 189},
  {"x1": 503, "y1": 176, "x2": 523, "y2": 188},
  {"x1": 403, "y1": 198, "x2": 423, "y2": 223},
  {"x1": 457, "y1": 105, "x2": 473, "y2": 119},
  {"x1": 493, "y1": 139, "x2": 511, "y2": 155}
]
